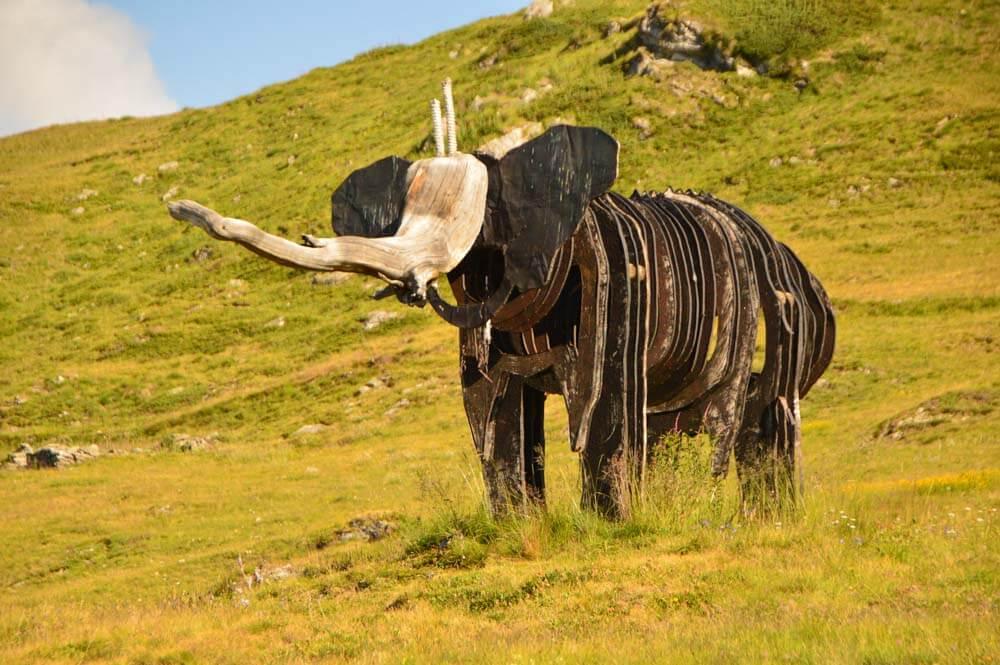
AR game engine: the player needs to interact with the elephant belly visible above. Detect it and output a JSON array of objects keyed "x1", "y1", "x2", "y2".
[{"x1": 588, "y1": 192, "x2": 756, "y2": 414}]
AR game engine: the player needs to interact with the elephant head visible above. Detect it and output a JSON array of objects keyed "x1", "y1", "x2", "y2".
[{"x1": 167, "y1": 79, "x2": 619, "y2": 328}]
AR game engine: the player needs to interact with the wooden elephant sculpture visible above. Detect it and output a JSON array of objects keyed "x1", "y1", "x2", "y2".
[{"x1": 168, "y1": 82, "x2": 834, "y2": 518}]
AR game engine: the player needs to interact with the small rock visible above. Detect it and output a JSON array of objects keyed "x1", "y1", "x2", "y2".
[
  {"x1": 631, "y1": 116, "x2": 653, "y2": 139},
  {"x1": 524, "y1": 0, "x2": 553, "y2": 19},
  {"x1": 887, "y1": 177, "x2": 902, "y2": 188},
  {"x1": 933, "y1": 115, "x2": 957, "y2": 136},
  {"x1": 477, "y1": 122, "x2": 544, "y2": 159},
  {"x1": 264, "y1": 564, "x2": 294, "y2": 582},
  {"x1": 449, "y1": 50, "x2": 459, "y2": 59},
  {"x1": 787, "y1": 156, "x2": 802, "y2": 166},
  {"x1": 286, "y1": 155, "x2": 296, "y2": 166},
  {"x1": 191, "y1": 246, "x2": 214, "y2": 262},
  {"x1": 384, "y1": 398, "x2": 411, "y2": 418},
  {"x1": 521, "y1": 88, "x2": 538, "y2": 104},
  {"x1": 133, "y1": 173, "x2": 148, "y2": 185},
  {"x1": 604, "y1": 20, "x2": 622, "y2": 37},
  {"x1": 769, "y1": 157, "x2": 783, "y2": 168},
  {"x1": 355, "y1": 376, "x2": 389, "y2": 396},
  {"x1": 162, "y1": 433, "x2": 217, "y2": 452},
  {"x1": 227, "y1": 278, "x2": 246, "y2": 289},
  {"x1": 161, "y1": 185, "x2": 180, "y2": 202},
  {"x1": 385, "y1": 595, "x2": 410, "y2": 611},
  {"x1": 158, "y1": 161, "x2": 179, "y2": 173},
  {"x1": 293, "y1": 424, "x2": 327, "y2": 436},
  {"x1": 77, "y1": 188, "x2": 98, "y2": 201},
  {"x1": 265, "y1": 316, "x2": 286, "y2": 329},
  {"x1": 71, "y1": 206, "x2": 85, "y2": 216},
  {"x1": 627, "y1": 47, "x2": 673, "y2": 80},
  {"x1": 794, "y1": 78, "x2": 809, "y2": 92},
  {"x1": 232, "y1": 194, "x2": 242, "y2": 203},
  {"x1": 361, "y1": 310, "x2": 399, "y2": 331},
  {"x1": 4, "y1": 444, "x2": 33, "y2": 469},
  {"x1": 311, "y1": 272, "x2": 351, "y2": 287},
  {"x1": 337, "y1": 517, "x2": 395, "y2": 542},
  {"x1": 736, "y1": 63, "x2": 756, "y2": 78},
  {"x1": 478, "y1": 53, "x2": 498, "y2": 70}
]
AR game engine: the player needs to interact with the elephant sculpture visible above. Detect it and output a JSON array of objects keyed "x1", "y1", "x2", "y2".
[{"x1": 169, "y1": 80, "x2": 835, "y2": 518}]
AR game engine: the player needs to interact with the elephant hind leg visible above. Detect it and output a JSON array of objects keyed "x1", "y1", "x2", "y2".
[{"x1": 734, "y1": 388, "x2": 801, "y2": 516}]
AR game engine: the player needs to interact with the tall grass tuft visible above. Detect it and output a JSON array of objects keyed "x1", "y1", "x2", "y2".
[{"x1": 404, "y1": 434, "x2": 762, "y2": 562}]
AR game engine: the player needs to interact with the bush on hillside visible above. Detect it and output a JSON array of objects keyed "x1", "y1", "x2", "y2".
[{"x1": 707, "y1": 0, "x2": 880, "y2": 62}]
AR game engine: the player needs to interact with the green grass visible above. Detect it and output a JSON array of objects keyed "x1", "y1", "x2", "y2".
[{"x1": 0, "y1": 0, "x2": 998, "y2": 662}]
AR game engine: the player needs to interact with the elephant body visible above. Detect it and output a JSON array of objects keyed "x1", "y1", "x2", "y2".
[
  {"x1": 451, "y1": 188, "x2": 835, "y2": 516},
  {"x1": 171, "y1": 114, "x2": 834, "y2": 518}
]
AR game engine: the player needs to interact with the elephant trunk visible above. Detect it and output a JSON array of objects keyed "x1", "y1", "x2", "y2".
[{"x1": 427, "y1": 279, "x2": 514, "y2": 328}]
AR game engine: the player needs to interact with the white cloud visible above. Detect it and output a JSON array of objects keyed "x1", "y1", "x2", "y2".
[{"x1": 0, "y1": 0, "x2": 178, "y2": 137}]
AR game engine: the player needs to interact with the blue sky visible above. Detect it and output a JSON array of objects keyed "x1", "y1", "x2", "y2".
[
  {"x1": 106, "y1": 0, "x2": 526, "y2": 108},
  {"x1": 0, "y1": 0, "x2": 526, "y2": 136}
]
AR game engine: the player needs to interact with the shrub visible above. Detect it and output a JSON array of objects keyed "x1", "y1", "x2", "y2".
[{"x1": 706, "y1": 0, "x2": 880, "y2": 62}]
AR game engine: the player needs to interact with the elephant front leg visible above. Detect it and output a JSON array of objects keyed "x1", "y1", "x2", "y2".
[
  {"x1": 570, "y1": 209, "x2": 650, "y2": 519},
  {"x1": 460, "y1": 336, "x2": 547, "y2": 515},
  {"x1": 577, "y1": 348, "x2": 648, "y2": 519},
  {"x1": 479, "y1": 375, "x2": 547, "y2": 514}
]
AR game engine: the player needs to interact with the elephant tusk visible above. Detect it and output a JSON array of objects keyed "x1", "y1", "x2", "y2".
[{"x1": 168, "y1": 153, "x2": 487, "y2": 296}]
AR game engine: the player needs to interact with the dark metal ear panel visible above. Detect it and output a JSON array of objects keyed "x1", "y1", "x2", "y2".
[
  {"x1": 331, "y1": 155, "x2": 411, "y2": 238},
  {"x1": 497, "y1": 125, "x2": 619, "y2": 291}
]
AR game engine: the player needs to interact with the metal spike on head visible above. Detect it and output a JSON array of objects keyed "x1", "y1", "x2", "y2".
[
  {"x1": 430, "y1": 99, "x2": 445, "y2": 157},
  {"x1": 442, "y1": 78, "x2": 458, "y2": 155}
]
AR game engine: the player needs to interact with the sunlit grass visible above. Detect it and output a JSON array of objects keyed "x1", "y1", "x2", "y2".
[{"x1": 0, "y1": 0, "x2": 997, "y2": 661}]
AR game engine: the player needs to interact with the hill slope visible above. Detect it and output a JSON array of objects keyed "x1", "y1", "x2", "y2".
[{"x1": 0, "y1": 0, "x2": 997, "y2": 662}]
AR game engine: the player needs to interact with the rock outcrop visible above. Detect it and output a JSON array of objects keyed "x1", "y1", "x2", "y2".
[
  {"x1": 627, "y1": 3, "x2": 735, "y2": 77},
  {"x1": 4, "y1": 443, "x2": 101, "y2": 469}
]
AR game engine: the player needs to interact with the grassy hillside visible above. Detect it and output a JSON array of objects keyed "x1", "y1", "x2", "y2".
[{"x1": 0, "y1": 0, "x2": 997, "y2": 662}]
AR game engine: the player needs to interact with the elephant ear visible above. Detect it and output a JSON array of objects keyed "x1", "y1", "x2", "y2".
[
  {"x1": 497, "y1": 125, "x2": 619, "y2": 290},
  {"x1": 331, "y1": 156, "x2": 411, "y2": 238}
]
